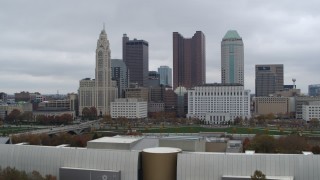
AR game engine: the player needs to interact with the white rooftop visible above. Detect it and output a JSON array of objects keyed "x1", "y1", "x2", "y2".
[
  {"x1": 88, "y1": 136, "x2": 142, "y2": 144},
  {"x1": 143, "y1": 147, "x2": 182, "y2": 154}
]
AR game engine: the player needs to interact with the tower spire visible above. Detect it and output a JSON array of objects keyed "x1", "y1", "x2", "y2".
[{"x1": 103, "y1": 22, "x2": 105, "y2": 31}]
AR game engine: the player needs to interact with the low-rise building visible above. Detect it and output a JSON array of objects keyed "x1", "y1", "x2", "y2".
[
  {"x1": 255, "y1": 97, "x2": 292, "y2": 116},
  {"x1": 296, "y1": 96, "x2": 320, "y2": 119},
  {"x1": 111, "y1": 98, "x2": 147, "y2": 119},
  {"x1": 302, "y1": 102, "x2": 320, "y2": 121}
]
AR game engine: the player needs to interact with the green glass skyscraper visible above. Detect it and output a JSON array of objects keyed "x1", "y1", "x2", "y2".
[{"x1": 221, "y1": 30, "x2": 244, "y2": 85}]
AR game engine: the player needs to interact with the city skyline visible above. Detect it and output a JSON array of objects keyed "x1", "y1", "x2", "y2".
[{"x1": 1, "y1": 1, "x2": 320, "y2": 94}]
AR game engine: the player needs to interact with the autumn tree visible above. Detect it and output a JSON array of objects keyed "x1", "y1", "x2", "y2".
[
  {"x1": 6, "y1": 109, "x2": 21, "y2": 123},
  {"x1": 89, "y1": 107, "x2": 97, "y2": 119},
  {"x1": 242, "y1": 137, "x2": 251, "y2": 152},
  {"x1": 0, "y1": 167, "x2": 56, "y2": 180},
  {"x1": 309, "y1": 118, "x2": 319, "y2": 130},
  {"x1": 251, "y1": 170, "x2": 266, "y2": 180},
  {"x1": 19, "y1": 112, "x2": 33, "y2": 122},
  {"x1": 0, "y1": 117, "x2": 3, "y2": 127},
  {"x1": 58, "y1": 114, "x2": 73, "y2": 124},
  {"x1": 248, "y1": 134, "x2": 276, "y2": 153},
  {"x1": 102, "y1": 114, "x2": 112, "y2": 123},
  {"x1": 311, "y1": 145, "x2": 320, "y2": 154},
  {"x1": 276, "y1": 135, "x2": 309, "y2": 154},
  {"x1": 249, "y1": 117, "x2": 256, "y2": 127},
  {"x1": 256, "y1": 115, "x2": 266, "y2": 126},
  {"x1": 81, "y1": 107, "x2": 90, "y2": 120}
]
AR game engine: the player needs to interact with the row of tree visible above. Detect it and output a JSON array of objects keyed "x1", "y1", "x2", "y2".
[
  {"x1": 11, "y1": 133, "x2": 92, "y2": 147},
  {"x1": 36, "y1": 114, "x2": 73, "y2": 125},
  {"x1": 5, "y1": 109, "x2": 33, "y2": 123},
  {"x1": 242, "y1": 134, "x2": 320, "y2": 154},
  {"x1": 81, "y1": 107, "x2": 98, "y2": 120},
  {"x1": 0, "y1": 167, "x2": 56, "y2": 180},
  {"x1": 3, "y1": 109, "x2": 75, "y2": 125}
]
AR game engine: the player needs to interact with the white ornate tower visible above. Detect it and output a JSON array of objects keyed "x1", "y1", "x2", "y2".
[{"x1": 95, "y1": 27, "x2": 113, "y2": 115}]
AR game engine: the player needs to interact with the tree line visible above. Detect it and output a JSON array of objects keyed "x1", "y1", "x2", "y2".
[
  {"x1": 11, "y1": 133, "x2": 92, "y2": 147},
  {"x1": 243, "y1": 134, "x2": 320, "y2": 154},
  {"x1": 2, "y1": 109, "x2": 74, "y2": 125},
  {"x1": 0, "y1": 166, "x2": 56, "y2": 180}
]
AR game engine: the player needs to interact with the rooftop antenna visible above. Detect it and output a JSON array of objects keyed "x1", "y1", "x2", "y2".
[
  {"x1": 292, "y1": 78, "x2": 296, "y2": 89},
  {"x1": 103, "y1": 22, "x2": 105, "y2": 31}
]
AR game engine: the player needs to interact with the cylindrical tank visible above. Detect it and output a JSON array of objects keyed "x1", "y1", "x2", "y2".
[{"x1": 142, "y1": 147, "x2": 181, "y2": 180}]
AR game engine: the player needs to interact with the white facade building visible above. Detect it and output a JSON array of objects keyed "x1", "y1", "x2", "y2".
[
  {"x1": 111, "y1": 98, "x2": 147, "y2": 119},
  {"x1": 302, "y1": 103, "x2": 320, "y2": 121},
  {"x1": 187, "y1": 84, "x2": 250, "y2": 124}
]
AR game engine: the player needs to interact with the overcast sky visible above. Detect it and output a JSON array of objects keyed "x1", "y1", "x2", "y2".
[{"x1": 1, "y1": 0, "x2": 319, "y2": 95}]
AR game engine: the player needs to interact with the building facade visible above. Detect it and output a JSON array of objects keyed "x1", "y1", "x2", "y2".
[
  {"x1": 149, "y1": 85, "x2": 165, "y2": 103},
  {"x1": 158, "y1": 66, "x2": 172, "y2": 87},
  {"x1": 187, "y1": 84, "x2": 250, "y2": 124},
  {"x1": 309, "y1": 84, "x2": 320, "y2": 96},
  {"x1": 148, "y1": 102, "x2": 165, "y2": 113},
  {"x1": 0, "y1": 92, "x2": 7, "y2": 103},
  {"x1": 255, "y1": 97, "x2": 292, "y2": 116},
  {"x1": 221, "y1": 30, "x2": 244, "y2": 85},
  {"x1": 78, "y1": 78, "x2": 95, "y2": 115},
  {"x1": 173, "y1": 31, "x2": 206, "y2": 89},
  {"x1": 148, "y1": 71, "x2": 160, "y2": 87},
  {"x1": 255, "y1": 64, "x2": 284, "y2": 97},
  {"x1": 124, "y1": 87, "x2": 149, "y2": 102},
  {"x1": 111, "y1": 59, "x2": 129, "y2": 98},
  {"x1": 295, "y1": 96, "x2": 320, "y2": 119},
  {"x1": 110, "y1": 98, "x2": 147, "y2": 119},
  {"x1": 302, "y1": 104, "x2": 320, "y2": 121},
  {"x1": 122, "y1": 34, "x2": 149, "y2": 87}
]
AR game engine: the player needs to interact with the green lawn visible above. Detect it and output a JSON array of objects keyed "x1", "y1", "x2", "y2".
[{"x1": 141, "y1": 126, "x2": 291, "y2": 135}]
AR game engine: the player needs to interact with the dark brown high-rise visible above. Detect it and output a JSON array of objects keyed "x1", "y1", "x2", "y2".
[
  {"x1": 123, "y1": 34, "x2": 149, "y2": 87},
  {"x1": 173, "y1": 31, "x2": 206, "y2": 89}
]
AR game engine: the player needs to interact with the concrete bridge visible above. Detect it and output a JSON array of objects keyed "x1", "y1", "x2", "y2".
[{"x1": 12, "y1": 120, "x2": 101, "y2": 136}]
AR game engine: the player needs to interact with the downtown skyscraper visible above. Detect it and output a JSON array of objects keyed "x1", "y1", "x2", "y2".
[
  {"x1": 221, "y1": 30, "x2": 244, "y2": 85},
  {"x1": 79, "y1": 28, "x2": 117, "y2": 115},
  {"x1": 255, "y1": 64, "x2": 284, "y2": 97},
  {"x1": 111, "y1": 59, "x2": 129, "y2": 98},
  {"x1": 173, "y1": 31, "x2": 206, "y2": 89},
  {"x1": 122, "y1": 34, "x2": 149, "y2": 87},
  {"x1": 158, "y1": 65, "x2": 172, "y2": 87}
]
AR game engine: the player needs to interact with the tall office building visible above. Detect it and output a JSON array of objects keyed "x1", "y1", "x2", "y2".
[
  {"x1": 95, "y1": 28, "x2": 117, "y2": 115},
  {"x1": 111, "y1": 59, "x2": 129, "y2": 98},
  {"x1": 221, "y1": 30, "x2": 244, "y2": 85},
  {"x1": 255, "y1": 64, "x2": 284, "y2": 97},
  {"x1": 309, "y1": 84, "x2": 320, "y2": 96},
  {"x1": 122, "y1": 34, "x2": 149, "y2": 87},
  {"x1": 79, "y1": 28, "x2": 117, "y2": 116},
  {"x1": 173, "y1": 31, "x2": 206, "y2": 90},
  {"x1": 158, "y1": 66, "x2": 172, "y2": 87}
]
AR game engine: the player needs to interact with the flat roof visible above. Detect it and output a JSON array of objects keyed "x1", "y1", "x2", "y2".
[
  {"x1": 143, "y1": 147, "x2": 182, "y2": 154},
  {"x1": 88, "y1": 136, "x2": 142, "y2": 144}
]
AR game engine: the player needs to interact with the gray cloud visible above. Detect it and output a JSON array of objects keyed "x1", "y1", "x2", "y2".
[{"x1": 0, "y1": 0, "x2": 319, "y2": 94}]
